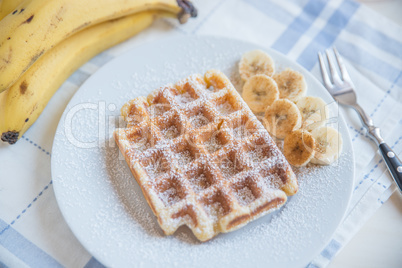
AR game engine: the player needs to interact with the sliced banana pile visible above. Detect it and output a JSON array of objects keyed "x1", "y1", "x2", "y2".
[{"x1": 239, "y1": 50, "x2": 342, "y2": 166}]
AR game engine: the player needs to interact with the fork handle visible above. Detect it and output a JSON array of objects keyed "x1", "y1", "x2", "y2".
[
  {"x1": 352, "y1": 103, "x2": 402, "y2": 192},
  {"x1": 379, "y1": 143, "x2": 402, "y2": 192}
]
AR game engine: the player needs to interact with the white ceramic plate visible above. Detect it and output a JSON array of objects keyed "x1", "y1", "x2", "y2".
[{"x1": 51, "y1": 36, "x2": 354, "y2": 268}]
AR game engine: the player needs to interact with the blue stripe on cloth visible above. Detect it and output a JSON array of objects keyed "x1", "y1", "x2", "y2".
[
  {"x1": 84, "y1": 257, "x2": 106, "y2": 268},
  {"x1": 320, "y1": 239, "x2": 341, "y2": 260},
  {"x1": 306, "y1": 263, "x2": 320, "y2": 268},
  {"x1": 244, "y1": 0, "x2": 294, "y2": 25},
  {"x1": 297, "y1": 0, "x2": 360, "y2": 70},
  {"x1": 346, "y1": 20, "x2": 402, "y2": 59},
  {"x1": 288, "y1": 0, "x2": 310, "y2": 6},
  {"x1": 335, "y1": 41, "x2": 402, "y2": 87},
  {"x1": 0, "y1": 261, "x2": 8, "y2": 268},
  {"x1": 0, "y1": 219, "x2": 62, "y2": 267},
  {"x1": 272, "y1": 0, "x2": 328, "y2": 54},
  {"x1": 192, "y1": 0, "x2": 227, "y2": 34},
  {"x1": 68, "y1": 69, "x2": 91, "y2": 85},
  {"x1": 21, "y1": 135, "x2": 51, "y2": 156},
  {"x1": 89, "y1": 52, "x2": 114, "y2": 67}
]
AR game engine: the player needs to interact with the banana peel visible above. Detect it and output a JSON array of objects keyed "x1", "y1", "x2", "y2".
[{"x1": 0, "y1": 11, "x2": 177, "y2": 144}]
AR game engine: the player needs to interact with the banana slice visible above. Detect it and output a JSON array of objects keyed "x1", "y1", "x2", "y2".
[
  {"x1": 273, "y1": 68, "x2": 307, "y2": 101},
  {"x1": 264, "y1": 99, "x2": 302, "y2": 139},
  {"x1": 283, "y1": 129, "x2": 315, "y2": 167},
  {"x1": 239, "y1": 50, "x2": 275, "y2": 81},
  {"x1": 242, "y1": 74, "x2": 279, "y2": 113},
  {"x1": 310, "y1": 126, "x2": 343, "y2": 165},
  {"x1": 296, "y1": 96, "x2": 329, "y2": 131}
]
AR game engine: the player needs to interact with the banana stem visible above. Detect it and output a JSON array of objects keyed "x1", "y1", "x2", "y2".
[{"x1": 176, "y1": 0, "x2": 197, "y2": 24}]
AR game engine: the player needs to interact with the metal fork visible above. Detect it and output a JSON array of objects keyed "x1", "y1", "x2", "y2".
[{"x1": 318, "y1": 47, "x2": 402, "y2": 192}]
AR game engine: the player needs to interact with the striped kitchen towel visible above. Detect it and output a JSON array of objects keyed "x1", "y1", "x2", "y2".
[{"x1": 0, "y1": 0, "x2": 401, "y2": 267}]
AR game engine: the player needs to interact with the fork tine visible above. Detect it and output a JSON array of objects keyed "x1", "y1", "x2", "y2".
[
  {"x1": 325, "y1": 49, "x2": 343, "y2": 85},
  {"x1": 318, "y1": 52, "x2": 332, "y2": 89},
  {"x1": 333, "y1": 47, "x2": 351, "y2": 82}
]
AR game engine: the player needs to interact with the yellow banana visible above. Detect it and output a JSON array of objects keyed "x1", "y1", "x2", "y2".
[
  {"x1": 0, "y1": 0, "x2": 24, "y2": 20},
  {"x1": 0, "y1": 0, "x2": 197, "y2": 92},
  {"x1": 0, "y1": 11, "x2": 171, "y2": 144}
]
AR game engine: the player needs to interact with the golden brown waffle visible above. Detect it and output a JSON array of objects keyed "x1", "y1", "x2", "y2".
[{"x1": 114, "y1": 70, "x2": 298, "y2": 241}]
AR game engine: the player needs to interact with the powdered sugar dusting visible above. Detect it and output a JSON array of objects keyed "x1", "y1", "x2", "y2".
[
  {"x1": 149, "y1": 104, "x2": 169, "y2": 117},
  {"x1": 262, "y1": 175, "x2": 283, "y2": 189},
  {"x1": 217, "y1": 102, "x2": 234, "y2": 115},
  {"x1": 162, "y1": 125, "x2": 179, "y2": 140},
  {"x1": 247, "y1": 147, "x2": 269, "y2": 163},
  {"x1": 176, "y1": 150, "x2": 194, "y2": 166},
  {"x1": 233, "y1": 126, "x2": 248, "y2": 139},
  {"x1": 188, "y1": 173, "x2": 210, "y2": 193},
  {"x1": 130, "y1": 137, "x2": 150, "y2": 152},
  {"x1": 190, "y1": 112, "x2": 210, "y2": 128},
  {"x1": 219, "y1": 158, "x2": 239, "y2": 178},
  {"x1": 160, "y1": 187, "x2": 181, "y2": 206},
  {"x1": 204, "y1": 135, "x2": 223, "y2": 153},
  {"x1": 203, "y1": 202, "x2": 224, "y2": 222},
  {"x1": 235, "y1": 187, "x2": 255, "y2": 206},
  {"x1": 206, "y1": 86, "x2": 215, "y2": 93},
  {"x1": 144, "y1": 157, "x2": 166, "y2": 179},
  {"x1": 175, "y1": 92, "x2": 195, "y2": 105}
]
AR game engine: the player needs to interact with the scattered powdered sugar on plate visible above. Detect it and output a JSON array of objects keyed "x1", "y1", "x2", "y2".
[{"x1": 52, "y1": 36, "x2": 354, "y2": 268}]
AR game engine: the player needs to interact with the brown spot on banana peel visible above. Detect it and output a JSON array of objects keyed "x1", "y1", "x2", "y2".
[
  {"x1": 72, "y1": 21, "x2": 91, "y2": 33},
  {"x1": 30, "y1": 103, "x2": 39, "y2": 116},
  {"x1": 20, "y1": 81, "x2": 28, "y2": 94},
  {"x1": 21, "y1": 15, "x2": 34, "y2": 24},
  {"x1": 0, "y1": 47, "x2": 12, "y2": 74},
  {"x1": 22, "y1": 49, "x2": 44, "y2": 74},
  {"x1": 46, "y1": 6, "x2": 66, "y2": 33}
]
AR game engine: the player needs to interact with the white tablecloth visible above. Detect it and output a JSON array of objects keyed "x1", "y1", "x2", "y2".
[{"x1": 1, "y1": 0, "x2": 402, "y2": 267}]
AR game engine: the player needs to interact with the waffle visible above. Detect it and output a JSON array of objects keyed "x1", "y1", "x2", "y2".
[{"x1": 114, "y1": 70, "x2": 298, "y2": 241}]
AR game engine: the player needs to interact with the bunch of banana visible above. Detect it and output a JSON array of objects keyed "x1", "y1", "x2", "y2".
[
  {"x1": 0, "y1": 0, "x2": 197, "y2": 144},
  {"x1": 239, "y1": 49, "x2": 342, "y2": 166}
]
